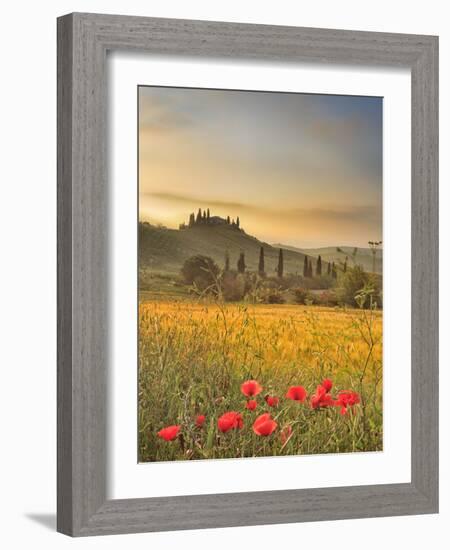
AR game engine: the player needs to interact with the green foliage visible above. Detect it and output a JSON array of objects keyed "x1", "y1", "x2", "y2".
[
  {"x1": 277, "y1": 248, "x2": 284, "y2": 278},
  {"x1": 316, "y1": 255, "x2": 322, "y2": 276},
  {"x1": 264, "y1": 290, "x2": 286, "y2": 304},
  {"x1": 293, "y1": 287, "x2": 315, "y2": 305},
  {"x1": 258, "y1": 246, "x2": 265, "y2": 277},
  {"x1": 181, "y1": 255, "x2": 220, "y2": 291},
  {"x1": 331, "y1": 262, "x2": 337, "y2": 279},
  {"x1": 280, "y1": 244, "x2": 383, "y2": 274},
  {"x1": 303, "y1": 256, "x2": 308, "y2": 277},
  {"x1": 237, "y1": 252, "x2": 246, "y2": 274},
  {"x1": 340, "y1": 265, "x2": 381, "y2": 308},
  {"x1": 140, "y1": 224, "x2": 382, "y2": 309},
  {"x1": 224, "y1": 250, "x2": 230, "y2": 272},
  {"x1": 221, "y1": 271, "x2": 246, "y2": 301}
]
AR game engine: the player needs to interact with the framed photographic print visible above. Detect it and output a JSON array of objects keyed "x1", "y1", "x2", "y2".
[{"x1": 57, "y1": 13, "x2": 438, "y2": 536}]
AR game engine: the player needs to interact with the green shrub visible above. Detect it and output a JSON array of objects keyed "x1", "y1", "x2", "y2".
[
  {"x1": 181, "y1": 255, "x2": 220, "y2": 288},
  {"x1": 340, "y1": 265, "x2": 382, "y2": 308},
  {"x1": 293, "y1": 287, "x2": 315, "y2": 305}
]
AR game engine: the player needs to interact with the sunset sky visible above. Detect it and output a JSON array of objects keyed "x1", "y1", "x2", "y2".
[{"x1": 139, "y1": 86, "x2": 382, "y2": 248}]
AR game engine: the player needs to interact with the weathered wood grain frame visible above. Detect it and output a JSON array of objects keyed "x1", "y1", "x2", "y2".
[{"x1": 57, "y1": 12, "x2": 438, "y2": 536}]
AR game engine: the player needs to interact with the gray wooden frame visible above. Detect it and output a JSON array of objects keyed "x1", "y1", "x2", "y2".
[{"x1": 57, "y1": 12, "x2": 438, "y2": 537}]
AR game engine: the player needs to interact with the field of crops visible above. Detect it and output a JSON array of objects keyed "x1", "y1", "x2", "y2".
[{"x1": 139, "y1": 299, "x2": 382, "y2": 462}]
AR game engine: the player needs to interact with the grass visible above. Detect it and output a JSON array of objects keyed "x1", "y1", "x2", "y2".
[
  {"x1": 139, "y1": 299, "x2": 383, "y2": 462},
  {"x1": 139, "y1": 275, "x2": 190, "y2": 300}
]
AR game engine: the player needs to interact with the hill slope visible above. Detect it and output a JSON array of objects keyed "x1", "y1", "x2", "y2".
[
  {"x1": 273, "y1": 244, "x2": 383, "y2": 274},
  {"x1": 139, "y1": 222, "x2": 313, "y2": 276}
]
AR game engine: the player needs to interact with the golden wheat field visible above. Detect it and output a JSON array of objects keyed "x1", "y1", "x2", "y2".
[{"x1": 138, "y1": 299, "x2": 383, "y2": 462}]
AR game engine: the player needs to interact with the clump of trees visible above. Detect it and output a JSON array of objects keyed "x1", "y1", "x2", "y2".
[
  {"x1": 181, "y1": 255, "x2": 220, "y2": 292},
  {"x1": 184, "y1": 208, "x2": 243, "y2": 229}
]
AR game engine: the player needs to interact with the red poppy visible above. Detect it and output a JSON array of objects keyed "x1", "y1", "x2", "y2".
[
  {"x1": 253, "y1": 413, "x2": 277, "y2": 436},
  {"x1": 265, "y1": 395, "x2": 280, "y2": 408},
  {"x1": 241, "y1": 379, "x2": 263, "y2": 397},
  {"x1": 286, "y1": 385, "x2": 307, "y2": 402},
  {"x1": 157, "y1": 425, "x2": 181, "y2": 441},
  {"x1": 335, "y1": 390, "x2": 360, "y2": 415},
  {"x1": 195, "y1": 414, "x2": 206, "y2": 427},
  {"x1": 310, "y1": 384, "x2": 334, "y2": 409},
  {"x1": 217, "y1": 411, "x2": 244, "y2": 433},
  {"x1": 245, "y1": 399, "x2": 257, "y2": 411},
  {"x1": 280, "y1": 424, "x2": 293, "y2": 445},
  {"x1": 322, "y1": 378, "x2": 333, "y2": 393}
]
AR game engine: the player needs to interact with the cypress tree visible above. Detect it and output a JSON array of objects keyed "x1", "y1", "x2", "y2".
[
  {"x1": 189, "y1": 213, "x2": 195, "y2": 227},
  {"x1": 316, "y1": 255, "x2": 322, "y2": 276},
  {"x1": 224, "y1": 250, "x2": 230, "y2": 272},
  {"x1": 207, "y1": 208, "x2": 210, "y2": 222},
  {"x1": 202, "y1": 210, "x2": 207, "y2": 222},
  {"x1": 236, "y1": 216, "x2": 240, "y2": 229},
  {"x1": 277, "y1": 248, "x2": 284, "y2": 278},
  {"x1": 308, "y1": 260, "x2": 313, "y2": 278},
  {"x1": 237, "y1": 252, "x2": 246, "y2": 274},
  {"x1": 196, "y1": 208, "x2": 202, "y2": 224},
  {"x1": 226, "y1": 215, "x2": 230, "y2": 224},
  {"x1": 303, "y1": 256, "x2": 308, "y2": 277},
  {"x1": 258, "y1": 246, "x2": 265, "y2": 276},
  {"x1": 331, "y1": 262, "x2": 337, "y2": 279}
]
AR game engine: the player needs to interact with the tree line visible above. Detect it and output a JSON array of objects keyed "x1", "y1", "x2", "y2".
[
  {"x1": 223, "y1": 245, "x2": 340, "y2": 280},
  {"x1": 180, "y1": 208, "x2": 241, "y2": 229},
  {"x1": 179, "y1": 244, "x2": 381, "y2": 308}
]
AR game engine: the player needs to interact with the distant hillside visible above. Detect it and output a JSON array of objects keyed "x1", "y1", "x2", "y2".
[
  {"x1": 273, "y1": 244, "x2": 383, "y2": 274},
  {"x1": 139, "y1": 221, "x2": 315, "y2": 276}
]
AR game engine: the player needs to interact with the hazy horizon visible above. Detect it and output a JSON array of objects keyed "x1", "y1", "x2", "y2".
[{"x1": 139, "y1": 86, "x2": 382, "y2": 248}]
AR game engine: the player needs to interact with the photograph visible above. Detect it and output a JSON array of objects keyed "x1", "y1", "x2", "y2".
[
  {"x1": 0, "y1": 2, "x2": 441, "y2": 543},
  {"x1": 138, "y1": 85, "x2": 383, "y2": 462}
]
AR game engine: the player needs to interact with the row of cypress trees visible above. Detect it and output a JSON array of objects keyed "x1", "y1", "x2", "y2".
[
  {"x1": 302, "y1": 255, "x2": 339, "y2": 279},
  {"x1": 225, "y1": 246, "x2": 343, "y2": 279}
]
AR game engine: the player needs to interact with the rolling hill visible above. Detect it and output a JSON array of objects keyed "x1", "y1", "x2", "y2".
[
  {"x1": 139, "y1": 221, "x2": 314, "y2": 276},
  {"x1": 140, "y1": 214, "x2": 383, "y2": 278}
]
